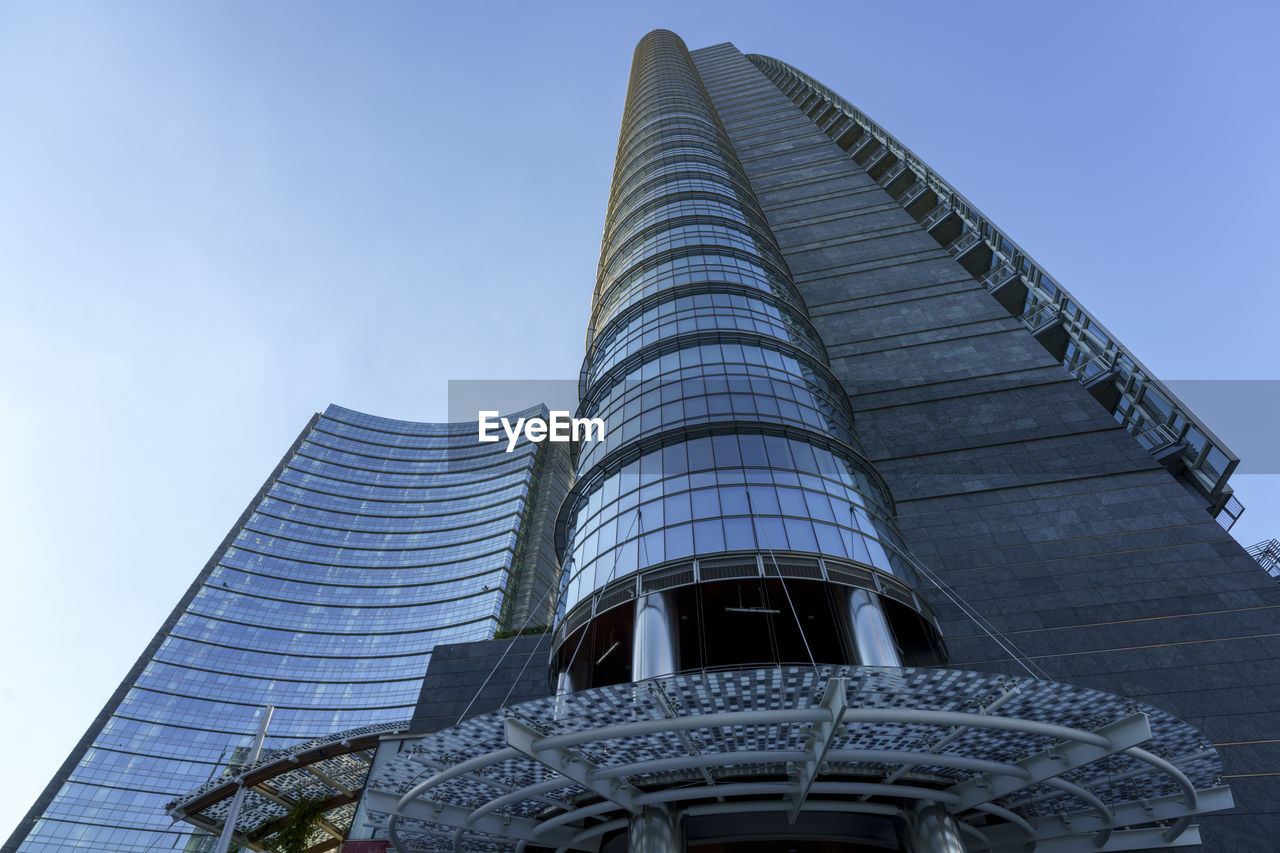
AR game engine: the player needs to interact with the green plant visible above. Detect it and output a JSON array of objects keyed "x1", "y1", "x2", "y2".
[{"x1": 267, "y1": 797, "x2": 328, "y2": 853}]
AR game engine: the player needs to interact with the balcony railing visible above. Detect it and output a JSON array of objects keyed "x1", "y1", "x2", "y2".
[
  {"x1": 1247, "y1": 538, "x2": 1280, "y2": 577},
  {"x1": 979, "y1": 263, "x2": 1018, "y2": 291},
  {"x1": 863, "y1": 147, "x2": 893, "y2": 171},
  {"x1": 1070, "y1": 351, "x2": 1118, "y2": 383},
  {"x1": 1130, "y1": 421, "x2": 1182, "y2": 452},
  {"x1": 879, "y1": 160, "x2": 908, "y2": 185},
  {"x1": 898, "y1": 180, "x2": 927, "y2": 206},
  {"x1": 946, "y1": 230, "x2": 983, "y2": 257},
  {"x1": 921, "y1": 204, "x2": 953, "y2": 231},
  {"x1": 1020, "y1": 303, "x2": 1062, "y2": 333}
]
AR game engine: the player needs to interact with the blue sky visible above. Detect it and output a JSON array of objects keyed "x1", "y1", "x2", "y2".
[{"x1": 1, "y1": 0, "x2": 1277, "y2": 837}]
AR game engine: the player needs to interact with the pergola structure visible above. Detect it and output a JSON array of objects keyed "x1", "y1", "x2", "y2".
[
  {"x1": 167, "y1": 721, "x2": 410, "y2": 852},
  {"x1": 360, "y1": 667, "x2": 1230, "y2": 852}
]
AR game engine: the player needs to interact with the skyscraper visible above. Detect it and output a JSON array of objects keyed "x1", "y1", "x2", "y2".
[
  {"x1": 4, "y1": 405, "x2": 570, "y2": 853},
  {"x1": 10, "y1": 27, "x2": 1278, "y2": 853},
  {"x1": 348, "y1": 31, "x2": 1277, "y2": 852}
]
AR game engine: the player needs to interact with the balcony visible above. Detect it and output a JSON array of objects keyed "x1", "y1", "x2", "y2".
[
  {"x1": 1071, "y1": 352, "x2": 1122, "y2": 411},
  {"x1": 1021, "y1": 303, "x2": 1069, "y2": 360},
  {"x1": 834, "y1": 124, "x2": 863, "y2": 151},
  {"x1": 865, "y1": 148, "x2": 898, "y2": 180},
  {"x1": 1246, "y1": 538, "x2": 1278, "y2": 574},
  {"x1": 820, "y1": 111, "x2": 848, "y2": 134},
  {"x1": 978, "y1": 263, "x2": 1027, "y2": 315},
  {"x1": 946, "y1": 230, "x2": 982, "y2": 257},
  {"x1": 945, "y1": 231, "x2": 994, "y2": 275},
  {"x1": 901, "y1": 183, "x2": 937, "y2": 219},
  {"x1": 1130, "y1": 421, "x2": 1189, "y2": 473},
  {"x1": 815, "y1": 105, "x2": 840, "y2": 128},
  {"x1": 850, "y1": 135, "x2": 881, "y2": 164},
  {"x1": 880, "y1": 161, "x2": 916, "y2": 197},
  {"x1": 979, "y1": 262, "x2": 1017, "y2": 291},
  {"x1": 898, "y1": 179, "x2": 926, "y2": 205},
  {"x1": 922, "y1": 204, "x2": 963, "y2": 244}
]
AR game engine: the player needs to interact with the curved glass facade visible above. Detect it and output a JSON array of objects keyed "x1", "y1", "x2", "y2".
[
  {"x1": 552, "y1": 31, "x2": 944, "y2": 690},
  {"x1": 10, "y1": 405, "x2": 568, "y2": 853}
]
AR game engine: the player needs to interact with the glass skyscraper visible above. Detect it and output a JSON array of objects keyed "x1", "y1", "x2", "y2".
[
  {"x1": 5, "y1": 405, "x2": 569, "y2": 853},
  {"x1": 551, "y1": 27, "x2": 945, "y2": 693},
  {"x1": 11, "y1": 28, "x2": 1280, "y2": 853},
  {"x1": 350, "y1": 32, "x2": 1277, "y2": 853}
]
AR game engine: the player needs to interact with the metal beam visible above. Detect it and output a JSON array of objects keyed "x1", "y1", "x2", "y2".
[
  {"x1": 530, "y1": 800, "x2": 618, "y2": 838},
  {"x1": 947, "y1": 712, "x2": 1152, "y2": 812},
  {"x1": 788, "y1": 677, "x2": 846, "y2": 823},
  {"x1": 880, "y1": 684, "x2": 1019, "y2": 788},
  {"x1": 1029, "y1": 786, "x2": 1233, "y2": 841},
  {"x1": 469, "y1": 777, "x2": 575, "y2": 825},
  {"x1": 1024, "y1": 826, "x2": 1202, "y2": 852},
  {"x1": 415, "y1": 757, "x2": 569, "y2": 813},
  {"x1": 532, "y1": 780, "x2": 950, "y2": 846},
  {"x1": 244, "y1": 785, "x2": 351, "y2": 843},
  {"x1": 505, "y1": 717, "x2": 641, "y2": 814},
  {"x1": 1044, "y1": 776, "x2": 1112, "y2": 826},
  {"x1": 304, "y1": 764, "x2": 354, "y2": 798},
  {"x1": 390, "y1": 745, "x2": 519, "y2": 826},
  {"x1": 1001, "y1": 749, "x2": 1214, "y2": 812},
  {"x1": 649, "y1": 681, "x2": 718, "y2": 792},
  {"x1": 969, "y1": 802, "x2": 1035, "y2": 837},
  {"x1": 1123, "y1": 746, "x2": 1198, "y2": 813}
]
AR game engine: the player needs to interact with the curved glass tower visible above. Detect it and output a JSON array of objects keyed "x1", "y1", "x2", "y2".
[
  {"x1": 6, "y1": 404, "x2": 568, "y2": 853},
  {"x1": 551, "y1": 30, "x2": 945, "y2": 691}
]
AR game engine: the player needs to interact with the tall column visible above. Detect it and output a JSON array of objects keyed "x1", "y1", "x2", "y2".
[
  {"x1": 628, "y1": 804, "x2": 684, "y2": 853},
  {"x1": 905, "y1": 802, "x2": 965, "y2": 853},
  {"x1": 632, "y1": 590, "x2": 679, "y2": 681},
  {"x1": 848, "y1": 589, "x2": 902, "y2": 667}
]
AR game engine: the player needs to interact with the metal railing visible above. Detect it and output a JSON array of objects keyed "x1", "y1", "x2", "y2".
[
  {"x1": 1020, "y1": 303, "x2": 1062, "y2": 333},
  {"x1": 1071, "y1": 351, "x2": 1118, "y2": 383},
  {"x1": 1130, "y1": 421, "x2": 1182, "y2": 452},
  {"x1": 898, "y1": 180, "x2": 927, "y2": 205},
  {"x1": 878, "y1": 161, "x2": 908, "y2": 185},
  {"x1": 979, "y1": 263, "x2": 1017, "y2": 291},
  {"x1": 921, "y1": 204, "x2": 953, "y2": 231},
  {"x1": 946, "y1": 230, "x2": 982, "y2": 257},
  {"x1": 1247, "y1": 539, "x2": 1280, "y2": 579}
]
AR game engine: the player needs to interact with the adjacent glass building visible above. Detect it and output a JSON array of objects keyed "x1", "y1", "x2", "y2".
[{"x1": 4, "y1": 404, "x2": 569, "y2": 853}]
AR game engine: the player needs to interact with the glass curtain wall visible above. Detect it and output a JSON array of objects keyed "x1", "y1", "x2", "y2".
[
  {"x1": 551, "y1": 31, "x2": 944, "y2": 691},
  {"x1": 10, "y1": 405, "x2": 562, "y2": 853}
]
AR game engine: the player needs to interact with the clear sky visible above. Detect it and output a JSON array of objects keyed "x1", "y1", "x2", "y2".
[{"x1": 1, "y1": 0, "x2": 1276, "y2": 838}]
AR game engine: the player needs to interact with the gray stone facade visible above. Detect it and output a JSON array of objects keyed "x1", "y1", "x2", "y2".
[
  {"x1": 691, "y1": 42, "x2": 1280, "y2": 850},
  {"x1": 409, "y1": 635, "x2": 553, "y2": 735}
]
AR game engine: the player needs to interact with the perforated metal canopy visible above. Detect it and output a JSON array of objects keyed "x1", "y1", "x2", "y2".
[
  {"x1": 166, "y1": 721, "x2": 410, "y2": 852},
  {"x1": 362, "y1": 666, "x2": 1230, "y2": 853}
]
